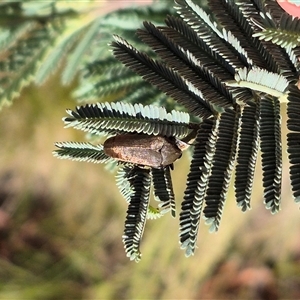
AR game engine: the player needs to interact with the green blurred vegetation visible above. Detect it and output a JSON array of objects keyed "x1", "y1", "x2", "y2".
[{"x1": 1, "y1": 1, "x2": 300, "y2": 299}]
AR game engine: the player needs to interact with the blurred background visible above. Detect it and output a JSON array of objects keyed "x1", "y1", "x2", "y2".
[{"x1": 1, "y1": 1, "x2": 300, "y2": 299}]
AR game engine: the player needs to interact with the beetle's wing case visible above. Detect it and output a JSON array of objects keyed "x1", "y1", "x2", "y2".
[
  {"x1": 103, "y1": 134, "x2": 182, "y2": 168},
  {"x1": 103, "y1": 134, "x2": 163, "y2": 168}
]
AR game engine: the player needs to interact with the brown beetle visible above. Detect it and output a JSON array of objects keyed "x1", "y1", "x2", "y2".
[{"x1": 103, "y1": 133, "x2": 183, "y2": 168}]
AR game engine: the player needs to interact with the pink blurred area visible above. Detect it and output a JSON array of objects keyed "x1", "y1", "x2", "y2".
[
  {"x1": 94, "y1": 0, "x2": 153, "y2": 16},
  {"x1": 277, "y1": 0, "x2": 300, "y2": 17}
]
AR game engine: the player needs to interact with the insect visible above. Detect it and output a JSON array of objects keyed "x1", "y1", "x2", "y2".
[
  {"x1": 54, "y1": 102, "x2": 194, "y2": 261},
  {"x1": 103, "y1": 133, "x2": 184, "y2": 168}
]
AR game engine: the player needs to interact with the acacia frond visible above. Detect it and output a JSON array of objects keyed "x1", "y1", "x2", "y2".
[
  {"x1": 164, "y1": 16, "x2": 256, "y2": 105},
  {"x1": 208, "y1": 0, "x2": 269, "y2": 69},
  {"x1": 116, "y1": 85, "x2": 171, "y2": 108},
  {"x1": 72, "y1": 1, "x2": 176, "y2": 104},
  {"x1": 226, "y1": 67, "x2": 289, "y2": 102},
  {"x1": 287, "y1": 85, "x2": 300, "y2": 202},
  {"x1": 235, "y1": 101, "x2": 260, "y2": 212},
  {"x1": 62, "y1": 18, "x2": 103, "y2": 85},
  {"x1": 0, "y1": 21, "x2": 63, "y2": 107},
  {"x1": 253, "y1": 13, "x2": 300, "y2": 49},
  {"x1": 179, "y1": 119, "x2": 214, "y2": 257},
  {"x1": 84, "y1": 57, "x2": 125, "y2": 78},
  {"x1": 175, "y1": 0, "x2": 252, "y2": 74},
  {"x1": 210, "y1": 0, "x2": 298, "y2": 80},
  {"x1": 285, "y1": 46, "x2": 300, "y2": 75},
  {"x1": 259, "y1": 95, "x2": 282, "y2": 213},
  {"x1": 116, "y1": 165, "x2": 165, "y2": 220},
  {"x1": 0, "y1": 1, "x2": 102, "y2": 106},
  {"x1": 249, "y1": 7, "x2": 299, "y2": 80},
  {"x1": 0, "y1": 1, "x2": 174, "y2": 107},
  {"x1": 74, "y1": 52, "x2": 157, "y2": 103},
  {"x1": 202, "y1": 109, "x2": 238, "y2": 233},
  {"x1": 87, "y1": 74, "x2": 144, "y2": 99},
  {"x1": 122, "y1": 166, "x2": 151, "y2": 262},
  {"x1": 53, "y1": 141, "x2": 114, "y2": 164},
  {"x1": 175, "y1": 0, "x2": 223, "y2": 38},
  {"x1": 116, "y1": 165, "x2": 137, "y2": 203},
  {"x1": 137, "y1": 20, "x2": 236, "y2": 109},
  {"x1": 64, "y1": 102, "x2": 191, "y2": 139},
  {"x1": 35, "y1": 18, "x2": 89, "y2": 85},
  {"x1": 0, "y1": 22, "x2": 34, "y2": 52},
  {"x1": 112, "y1": 35, "x2": 214, "y2": 118},
  {"x1": 151, "y1": 166, "x2": 176, "y2": 217},
  {"x1": 99, "y1": 1, "x2": 175, "y2": 30}
]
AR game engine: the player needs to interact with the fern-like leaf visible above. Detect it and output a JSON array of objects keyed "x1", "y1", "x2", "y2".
[
  {"x1": 151, "y1": 166, "x2": 176, "y2": 217},
  {"x1": 137, "y1": 20, "x2": 235, "y2": 110},
  {"x1": 226, "y1": 67, "x2": 289, "y2": 101},
  {"x1": 235, "y1": 101, "x2": 260, "y2": 211},
  {"x1": 208, "y1": 0, "x2": 270, "y2": 69},
  {"x1": 248, "y1": 5, "x2": 299, "y2": 80},
  {"x1": 62, "y1": 17, "x2": 102, "y2": 85},
  {"x1": 0, "y1": 21, "x2": 63, "y2": 107},
  {"x1": 203, "y1": 109, "x2": 238, "y2": 232},
  {"x1": 122, "y1": 166, "x2": 151, "y2": 262},
  {"x1": 259, "y1": 95, "x2": 282, "y2": 213},
  {"x1": 0, "y1": 22, "x2": 34, "y2": 52},
  {"x1": 287, "y1": 85, "x2": 300, "y2": 202},
  {"x1": 111, "y1": 35, "x2": 214, "y2": 118},
  {"x1": 116, "y1": 165, "x2": 164, "y2": 219},
  {"x1": 175, "y1": 0, "x2": 223, "y2": 38},
  {"x1": 99, "y1": 1, "x2": 175, "y2": 30},
  {"x1": 116, "y1": 165, "x2": 137, "y2": 203},
  {"x1": 64, "y1": 102, "x2": 191, "y2": 139},
  {"x1": 53, "y1": 141, "x2": 113, "y2": 164},
  {"x1": 253, "y1": 13, "x2": 300, "y2": 49},
  {"x1": 74, "y1": 57, "x2": 167, "y2": 105},
  {"x1": 179, "y1": 118, "x2": 214, "y2": 257},
  {"x1": 175, "y1": 0, "x2": 252, "y2": 74},
  {"x1": 88, "y1": 74, "x2": 144, "y2": 99},
  {"x1": 35, "y1": 18, "x2": 89, "y2": 85},
  {"x1": 73, "y1": 1, "x2": 176, "y2": 104}
]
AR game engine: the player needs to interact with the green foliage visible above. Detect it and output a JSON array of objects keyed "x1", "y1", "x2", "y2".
[
  {"x1": 62, "y1": 102, "x2": 191, "y2": 138},
  {"x1": 121, "y1": 166, "x2": 151, "y2": 262},
  {"x1": 0, "y1": 20, "x2": 64, "y2": 107},
  {"x1": 0, "y1": 0, "x2": 175, "y2": 107},
  {"x1": 234, "y1": 102, "x2": 259, "y2": 212},
  {"x1": 253, "y1": 12, "x2": 300, "y2": 49},
  {"x1": 53, "y1": 141, "x2": 114, "y2": 164},
  {"x1": 151, "y1": 166, "x2": 176, "y2": 217},
  {"x1": 226, "y1": 67, "x2": 290, "y2": 101},
  {"x1": 115, "y1": 163, "x2": 177, "y2": 261}
]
